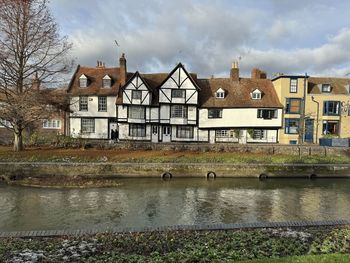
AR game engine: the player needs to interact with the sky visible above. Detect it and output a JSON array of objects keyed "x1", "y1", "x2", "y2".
[{"x1": 49, "y1": 0, "x2": 350, "y2": 78}]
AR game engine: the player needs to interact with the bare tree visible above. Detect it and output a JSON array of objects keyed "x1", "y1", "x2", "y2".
[{"x1": 0, "y1": 0, "x2": 73, "y2": 151}]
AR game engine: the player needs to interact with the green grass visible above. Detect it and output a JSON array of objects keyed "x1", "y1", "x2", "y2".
[
  {"x1": 1, "y1": 226, "x2": 349, "y2": 262},
  {"x1": 238, "y1": 253, "x2": 350, "y2": 262}
]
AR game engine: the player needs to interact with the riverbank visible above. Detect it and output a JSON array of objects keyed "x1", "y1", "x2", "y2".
[
  {"x1": 1, "y1": 224, "x2": 349, "y2": 262},
  {"x1": 1, "y1": 146, "x2": 349, "y2": 187}
]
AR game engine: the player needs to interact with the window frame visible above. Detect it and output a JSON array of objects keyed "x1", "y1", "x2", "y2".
[
  {"x1": 176, "y1": 126, "x2": 194, "y2": 139},
  {"x1": 321, "y1": 84, "x2": 331, "y2": 93},
  {"x1": 215, "y1": 91, "x2": 225, "y2": 99},
  {"x1": 132, "y1": 90, "x2": 142, "y2": 100},
  {"x1": 284, "y1": 118, "x2": 300, "y2": 134},
  {"x1": 285, "y1": 98, "x2": 301, "y2": 114},
  {"x1": 98, "y1": 96, "x2": 107, "y2": 112},
  {"x1": 79, "y1": 96, "x2": 88, "y2": 111},
  {"x1": 252, "y1": 129, "x2": 266, "y2": 140},
  {"x1": 103, "y1": 79, "x2": 112, "y2": 88},
  {"x1": 208, "y1": 108, "x2": 223, "y2": 119},
  {"x1": 129, "y1": 124, "x2": 146, "y2": 137},
  {"x1": 322, "y1": 120, "x2": 339, "y2": 135},
  {"x1": 257, "y1": 109, "x2": 277, "y2": 119},
  {"x1": 128, "y1": 105, "x2": 145, "y2": 119},
  {"x1": 290, "y1": 78, "x2": 298, "y2": 93},
  {"x1": 323, "y1": 101, "x2": 340, "y2": 116},
  {"x1": 171, "y1": 89, "x2": 185, "y2": 99},
  {"x1": 81, "y1": 118, "x2": 95, "y2": 133},
  {"x1": 215, "y1": 129, "x2": 229, "y2": 138},
  {"x1": 171, "y1": 105, "x2": 188, "y2": 118},
  {"x1": 42, "y1": 119, "x2": 61, "y2": 129},
  {"x1": 251, "y1": 91, "x2": 262, "y2": 100}
]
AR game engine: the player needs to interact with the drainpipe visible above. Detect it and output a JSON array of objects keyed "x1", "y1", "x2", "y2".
[
  {"x1": 299, "y1": 73, "x2": 307, "y2": 144},
  {"x1": 311, "y1": 96, "x2": 319, "y2": 144}
]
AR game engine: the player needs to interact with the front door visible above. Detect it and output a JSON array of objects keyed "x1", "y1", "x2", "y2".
[
  {"x1": 304, "y1": 119, "x2": 314, "y2": 143},
  {"x1": 162, "y1": 126, "x2": 171, "y2": 142},
  {"x1": 151, "y1": 125, "x2": 159, "y2": 143}
]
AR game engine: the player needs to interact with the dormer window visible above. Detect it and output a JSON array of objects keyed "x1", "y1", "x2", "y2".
[
  {"x1": 103, "y1": 75, "x2": 112, "y2": 88},
  {"x1": 251, "y1": 88, "x2": 262, "y2": 100},
  {"x1": 79, "y1": 74, "x2": 88, "y2": 88},
  {"x1": 321, "y1": 84, "x2": 331, "y2": 93},
  {"x1": 215, "y1": 88, "x2": 225, "y2": 99}
]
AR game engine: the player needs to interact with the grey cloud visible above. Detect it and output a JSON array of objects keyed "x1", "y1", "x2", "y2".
[{"x1": 51, "y1": 0, "x2": 350, "y2": 78}]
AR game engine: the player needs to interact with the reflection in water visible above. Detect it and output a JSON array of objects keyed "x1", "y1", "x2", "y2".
[{"x1": 0, "y1": 178, "x2": 349, "y2": 231}]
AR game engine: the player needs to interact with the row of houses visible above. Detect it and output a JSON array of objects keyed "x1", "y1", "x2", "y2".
[{"x1": 2, "y1": 54, "x2": 350, "y2": 145}]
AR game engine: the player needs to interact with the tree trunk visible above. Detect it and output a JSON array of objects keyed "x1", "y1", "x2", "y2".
[{"x1": 14, "y1": 131, "x2": 24, "y2": 151}]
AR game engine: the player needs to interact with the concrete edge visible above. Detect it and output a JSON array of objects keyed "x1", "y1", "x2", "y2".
[{"x1": 1, "y1": 220, "x2": 349, "y2": 238}]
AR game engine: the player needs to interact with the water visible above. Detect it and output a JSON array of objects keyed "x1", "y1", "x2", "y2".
[{"x1": 0, "y1": 178, "x2": 349, "y2": 231}]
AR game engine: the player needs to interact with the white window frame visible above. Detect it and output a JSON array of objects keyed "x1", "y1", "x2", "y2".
[
  {"x1": 171, "y1": 105, "x2": 187, "y2": 118},
  {"x1": 42, "y1": 119, "x2": 61, "y2": 129},
  {"x1": 79, "y1": 96, "x2": 88, "y2": 111},
  {"x1": 176, "y1": 126, "x2": 194, "y2": 139},
  {"x1": 103, "y1": 75, "x2": 112, "y2": 88},
  {"x1": 251, "y1": 91, "x2": 262, "y2": 100},
  {"x1": 128, "y1": 106, "x2": 145, "y2": 119},
  {"x1": 129, "y1": 124, "x2": 146, "y2": 137},
  {"x1": 290, "y1": 78, "x2": 298, "y2": 93},
  {"x1": 98, "y1": 96, "x2": 107, "y2": 112},
  {"x1": 321, "y1": 84, "x2": 331, "y2": 93},
  {"x1": 79, "y1": 74, "x2": 88, "y2": 88},
  {"x1": 215, "y1": 129, "x2": 229, "y2": 137},
  {"x1": 81, "y1": 118, "x2": 95, "y2": 133}
]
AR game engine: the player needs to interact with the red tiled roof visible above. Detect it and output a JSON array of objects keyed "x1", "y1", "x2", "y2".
[{"x1": 197, "y1": 78, "x2": 283, "y2": 108}]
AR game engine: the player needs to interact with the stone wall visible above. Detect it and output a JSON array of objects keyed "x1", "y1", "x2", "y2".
[{"x1": 1, "y1": 163, "x2": 350, "y2": 182}]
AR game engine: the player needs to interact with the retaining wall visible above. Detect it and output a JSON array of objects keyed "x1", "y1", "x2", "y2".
[{"x1": 1, "y1": 162, "x2": 350, "y2": 181}]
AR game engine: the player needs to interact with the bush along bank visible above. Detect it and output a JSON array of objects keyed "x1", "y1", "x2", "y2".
[{"x1": 0, "y1": 225, "x2": 349, "y2": 262}]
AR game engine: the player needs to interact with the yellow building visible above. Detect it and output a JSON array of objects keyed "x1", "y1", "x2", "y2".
[{"x1": 272, "y1": 75, "x2": 350, "y2": 144}]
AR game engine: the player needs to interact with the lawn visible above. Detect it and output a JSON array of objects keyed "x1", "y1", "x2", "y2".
[
  {"x1": 0, "y1": 146, "x2": 349, "y2": 164},
  {"x1": 238, "y1": 253, "x2": 350, "y2": 262}
]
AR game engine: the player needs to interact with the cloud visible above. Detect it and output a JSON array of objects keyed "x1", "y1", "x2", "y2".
[{"x1": 50, "y1": 0, "x2": 350, "y2": 78}]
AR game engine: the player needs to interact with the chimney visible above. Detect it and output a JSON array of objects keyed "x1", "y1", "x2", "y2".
[
  {"x1": 119, "y1": 53, "x2": 127, "y2": 86},
  {"x1": 251, "y1": 68, "x2": 267, "y2": 79},
  {"x1": 230, "y1": 61, "x2": 239, "y2": 81}
]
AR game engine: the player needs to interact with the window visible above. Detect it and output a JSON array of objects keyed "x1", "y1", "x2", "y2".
[
  {"x1": 216, "y1": 130, "x2": 229, "y2": 137},
  {"x1": 171, "y1": 105, "x2": 187, "y2": 118},
  {"x1": 323, "y1": 121, "x2": 339, "y2": 135},
  {"x1": 128, "y1": 106, "x2": 145, "y2": 119},
  {"x1": 215, "y1": 91, "x2": 225, "y2": 99},
  {"x1": 132, "y1": 90, "x2": 142, "y2": 100},
  {"x1": 129, "y1": 124, "x2": 146, "y2": 137},
  {"x1": 172, "y1": 89, "x2": 185, "y2": 98},
  {"x1": 257, "y1": 109, "x2": 277, "y2": 119},
  {"x1": 79, "y1": 75, "x2": 88, "y2": 88},
  {"x1": 323, "y1": 101, "x2": 340, "y2": 116},
  {"x1": 176, "y1": 126, "x2": 194, "y2": 138},
  {"x1": 152, "y1": 126, "x2": 158, "y2": 134},
  {"x1": 208, "y1": 108, "x2": 223, "y2": 118},
  {"x1": 252, "y1": 129, "x2": 265, "y2": 139},
  {"x1": 103, "y1": 75, "x2": 111, "y2": 88},
  {"x1": 43, "y1": 119, "x2": 61, "y2": 129},
  {"x1": 98, "y1": 96, "x2": 107, "y2": 112},
  {"x1": 163, "y1": 126, "x2": 171, "y2": 135},
  {"x1": 79, "y1": 96, "x2": 88, "y2": 111},
  {"x1": 285, "y1": 98, "x2": 301, "y2": 114},
  {"x1": 251, "y1": 90, "x2": 262, "y2": 100},
  {"x1": 285, "y1": 118, "x2": 299, "y2": 134},
  {"x1": 81, "y1": 118, "x2": 94, "y2": 133},
  {"x1": 290, "y1": 78, "x2": 298, "y2": 93},
  {"x1": 321, "y1": 84, "x2": 331, "y2": 93}
]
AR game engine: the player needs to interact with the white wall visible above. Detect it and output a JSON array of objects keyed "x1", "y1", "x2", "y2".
[
  {"x1": 118, "y1": 123, "x2": 151, "y2": 141},
  {"x1": 70, "y1": 96, "x2": 116, "y2": 118},
  {"x1": 199, "y1": 108, "x2": 282, "y2": 128},
  {"x1": 70, "y1": 118, "x2": 109, "y2": 139},
  {"x1": 122, "y1": 75, "x2": 151, "y2": 105}
]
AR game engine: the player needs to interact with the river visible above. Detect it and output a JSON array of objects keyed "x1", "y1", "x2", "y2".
[{"x1": 0, "y1": 178, "x2": 349, "y2": 231}]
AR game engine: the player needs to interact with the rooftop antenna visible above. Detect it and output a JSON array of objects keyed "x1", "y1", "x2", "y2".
[{"x1": 114, "y1": 40, "x2": 120, "y2": 57}]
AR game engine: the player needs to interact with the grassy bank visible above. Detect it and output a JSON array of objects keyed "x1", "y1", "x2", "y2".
[
  {"x1": 0, "y1": 225, "x2": 349, "y2": 262},
  {"x1": 0, "y1": 146, "x2": 349, "y2": 164}
]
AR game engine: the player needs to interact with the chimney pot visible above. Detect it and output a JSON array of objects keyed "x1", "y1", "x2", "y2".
[{"x1": 230, "y1": 61, "x2": 239, "y2": 81}]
